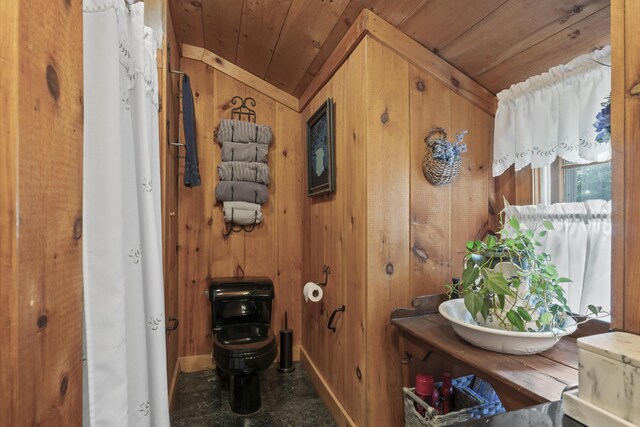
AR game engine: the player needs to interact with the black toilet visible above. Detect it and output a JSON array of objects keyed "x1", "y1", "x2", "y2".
[{"x1": 208, "y1": 277, "x2": 277, "y2": 415}]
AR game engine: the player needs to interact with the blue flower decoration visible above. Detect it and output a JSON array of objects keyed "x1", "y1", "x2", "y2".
[
  {"x1": 593, "y1": 95, "x2": 611, "y2": 144},
  {"x1": 430, "y1": 130, "x2": 468, "y2": 165}
]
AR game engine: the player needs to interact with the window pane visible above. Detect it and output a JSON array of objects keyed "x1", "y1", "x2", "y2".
[{"x1": 563, "y1": 162, "x2": 611, "y2": 202}]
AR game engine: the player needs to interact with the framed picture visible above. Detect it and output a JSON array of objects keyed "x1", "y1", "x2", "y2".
[{"x1": 306, "y1": 98, "x2": 336, "y2": 197}]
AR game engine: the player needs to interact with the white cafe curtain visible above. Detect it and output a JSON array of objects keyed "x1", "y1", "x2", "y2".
[
  {"x1": 505, "y1": 201, "x2": 611, "y2": 316},
  {"x1": 83, "y1": 1, "x2": 170, "y2": 426},
  {"x1": 493, "y1": 46, "x2": 611, "y2": 177}
]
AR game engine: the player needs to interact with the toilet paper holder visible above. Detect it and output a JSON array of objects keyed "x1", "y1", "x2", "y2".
[{"x1": 317, "y1": 265, "x2": 330, "y2": 287}]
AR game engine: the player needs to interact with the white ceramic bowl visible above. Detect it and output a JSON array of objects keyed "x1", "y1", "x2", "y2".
[{"x1": 438, "y1": 299, "x2": 577, "y2": 355}]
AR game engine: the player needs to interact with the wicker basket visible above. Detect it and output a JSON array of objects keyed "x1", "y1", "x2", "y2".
[
  {"x1": 403, "y1": 375, "x2": 505, "y2": 427},
  {"x1": 422, "y1": 128, "x2": 462, "y2": 186}
]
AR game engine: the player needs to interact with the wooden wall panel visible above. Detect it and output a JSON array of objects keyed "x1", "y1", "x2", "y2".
[
  {"x1": 202, "y1": 0, "x2": 243, "y2": 63},
  {"x1": 0, "y1": 2, "x2": 83, "y2": 425},
  {"x1": 476, "y1": 6, "x2": 611, "y2": 93},
  {"x1": 514, "y1": 166, "x2": 534, "y2": 206},
  {"x1": 178, "y1": 59, "x2": 303, "y2": 358},
  {"x1": 209, "y1": 70, "x2": 248, "y2": 279},
  {"x1": 398, "y1": 0, "x2": 507, "y2": 54},
  {"x1": 409, "y1": 71, "x2": 452, "y2": 297},
  {"x1": 449, "y1": 92, "x2": 494, "y2": 276},
  {"x1": 440, "y1": 0, "x2": 610, "y2": 78},
  {"x1": 364, "y1": 38, "x2": 411, "y2": 427},
  {"x1": 612, "y1": 0, "x2": 640, "y2": 334},
  {"x1": 300, "y1": 40, "x2": 368, "y2": 427},
  {"x1": 173, "y1": 2, "x2": 611, "y2": 100},
  {"x1": 292, "y1": 0, "x2": 422, "y2": 98},
  {"x1": 160, "y1": 5, "x2": 181, "y2": 387},
  {"x1": 340, "y1": 41, "x2": 368, "y2": 426},
  {"x1": 177, "y1": 59, "x2": 216, "y2": 357},
  {"x1": 301, "y1": 35, "x2": 496, "y2": 426},
  {"x1": 171, "y1": 0, "x2": 204, "y2": 48},
  {"x1": 611, "y1": 0, "x2": 625, "y2": 332},
  {"x1": 0, "y1": 2, "x2": 19, "y2": 422},
  {"x1": 242, "y1": 87, "x2": 277, "y2": 279},
  {"x1": 622, "y1": 0, "x2": 640, "y2": 334},
  {"x1": 301, "y1": 66, "x2": 344, "y2": 410},
  {"x1": 264, "y1": 0, "x2": 351, "y2": 92},
  {"x1": 236, "y1": 0, "x2": 293, "y2": 78},
  {"x1": 274, "y1": 103, "x2": 304, "y2": 354}
]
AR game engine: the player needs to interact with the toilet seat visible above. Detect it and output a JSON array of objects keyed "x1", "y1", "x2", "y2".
[
  {"x1": 213, "y1": 323, "x2": 277, "y2": 375},
  {"x1": 214, "y1": 323, "x2": 276, "y2": 357}
]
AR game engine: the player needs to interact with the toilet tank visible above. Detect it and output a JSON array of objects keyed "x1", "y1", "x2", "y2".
[{"x1": 208, "y1": 277, "x2": 274, "y2": 331}]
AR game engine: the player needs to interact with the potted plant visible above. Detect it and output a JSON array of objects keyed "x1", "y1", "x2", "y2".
[{"x1": 446, "y1": 200, "x2": 605, "y2": 333}]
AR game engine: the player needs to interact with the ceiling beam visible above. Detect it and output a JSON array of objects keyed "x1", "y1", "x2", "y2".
[{"x1": 181, "y1": 43, "x2": 299, "y2": 111}]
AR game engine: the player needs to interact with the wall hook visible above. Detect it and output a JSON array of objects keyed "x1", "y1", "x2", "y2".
[
  {"x1": 317, "y1": 264, "x2": 330, "y2": 287},
  {"x1": 327, "y1": 305, "x2": 345, "y2": 333}
]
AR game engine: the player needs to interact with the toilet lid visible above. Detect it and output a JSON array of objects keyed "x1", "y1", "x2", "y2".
[{"x1": 214, "y1": 325, "x2": 276, "y2": 359}]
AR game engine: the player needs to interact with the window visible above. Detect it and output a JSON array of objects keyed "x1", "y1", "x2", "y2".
[
  {"x1": 539, "y1": 160, "x2": 612, "y2": 204},
  {"x1": 563, "y1": 161, "x2": 612, "y2": 202}
]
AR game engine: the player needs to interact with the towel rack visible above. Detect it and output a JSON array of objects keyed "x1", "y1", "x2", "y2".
[
  {"x1": 167, "y1": 63, "x2": 186, "y2": 159},
  {"x1": 168, "y1": 141, "x2": 185, "y2": 159},
  {"x1": 230, "y1": 96, "x2": 256, "y2": 123},
  {"x1": 221, "y1": 96, "x2": 261, "y2": 238}
]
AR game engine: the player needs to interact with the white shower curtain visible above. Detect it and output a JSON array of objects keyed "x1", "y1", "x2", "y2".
[
  {"x1": 505, "y1": 201, "x2": 611, "y2": 316},
  {"x1": 83, "y1": 1, "x2": 170, "y2": 426}
]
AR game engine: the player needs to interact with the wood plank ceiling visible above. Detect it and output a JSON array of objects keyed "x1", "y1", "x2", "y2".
[{"x1": 170, "y1": 0, "x2": 610, "y2": 96}]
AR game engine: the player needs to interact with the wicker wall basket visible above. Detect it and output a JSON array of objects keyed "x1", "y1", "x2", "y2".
[{"x1": 422, "y1": 128, "x2": 462, "y2": 186}]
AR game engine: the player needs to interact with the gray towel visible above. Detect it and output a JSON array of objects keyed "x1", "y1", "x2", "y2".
[
  {"x1": 182, "y1": 74, "x2": 201, "y2": 187},
  {"x1": 218, "y1": 162, "x2": 271, "y2": 186},
  {"x1": 215, "y1": 181, "x2": 269, "y2": 204},
  {"x1": 221, "y1": 141, "x2": 268, "y2": 163},
  {"x1": 217, "y1": 119, "x2": 273, "y2": 145},
  {"x1": 223, "y1": 201, "x2": 263, "y2": 225}
]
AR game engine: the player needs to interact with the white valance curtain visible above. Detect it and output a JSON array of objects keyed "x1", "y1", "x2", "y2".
[
  {"x1": 83, "y1": 1, "x2": 170, "y2": 426},
  {"x1": 493, "y1": 46, "x2": 611, "y2": 177},
  {"x1": 504, "y1": 201, "x2": 611, "y2": 316}
]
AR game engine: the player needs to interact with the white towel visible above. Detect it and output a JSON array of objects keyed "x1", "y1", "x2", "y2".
[{"x1": 223, "y1": 201, "x2": 263, "y2": 225}]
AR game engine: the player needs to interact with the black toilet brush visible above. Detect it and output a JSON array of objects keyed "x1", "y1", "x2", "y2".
[{"x1": 278, "y1": 311, "x2": 295, "y2": 373}]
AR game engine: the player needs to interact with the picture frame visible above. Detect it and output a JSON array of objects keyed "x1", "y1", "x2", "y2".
[{"x1": 306, "y1": 98, "x2": 336, "y2": 197}]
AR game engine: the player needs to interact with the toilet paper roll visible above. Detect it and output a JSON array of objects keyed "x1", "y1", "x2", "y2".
[{"x1": 303, "y1": 282, "x2": 323, "y2": 303}]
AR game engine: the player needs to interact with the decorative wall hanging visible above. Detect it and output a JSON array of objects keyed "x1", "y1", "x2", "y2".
[
  {"x1": 214, "y1": 96, "x2": 273, "y2": 238},
  {"x1": 422, "y1": 127, "x2": 467, "y2": 186},
  {"x1": 306, "y1": 98, "x2": 336, "y2": 197}
]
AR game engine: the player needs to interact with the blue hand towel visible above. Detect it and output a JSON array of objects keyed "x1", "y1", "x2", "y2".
[{"x1": 182, "y1": 74, "x2": 201, "y2": 187}]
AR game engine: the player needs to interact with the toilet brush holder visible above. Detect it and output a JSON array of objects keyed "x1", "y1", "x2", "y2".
[{"x1": 278, "y1": 312, "x2": 295, "y2": 373}]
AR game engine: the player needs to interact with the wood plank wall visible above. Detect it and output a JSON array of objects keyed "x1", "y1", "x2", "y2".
[
  {"x1": 301, "y1": 35, "x2": 494, "y2": 427},
  {"x1": 301, "y1": 40, "x2": 368, "y2": 427},
  {"x1": 364, "y1": 38, "x2": 412, "y2": 427},
  {"x1": 176, "y1": 58, "x2": 303, "y2": 357},
  {"x1": 0, "y1": 2, "x2": 83, "y2": 425},
  {"x1": 612, "y1": 0, "x2": 640, "y2": 334},
  {"x1": 158, "y1": 4, "x2": 182, "y2": 390}
]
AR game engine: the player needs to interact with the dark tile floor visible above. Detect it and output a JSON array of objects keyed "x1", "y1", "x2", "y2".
[{"x1": 171, "y1": 362, "x2": 337, "y2": 427}]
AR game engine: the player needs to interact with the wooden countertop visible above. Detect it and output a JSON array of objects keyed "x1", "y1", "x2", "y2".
[
  {"x1": 392, "y1": 313, "x2": 579, "y2": 405},
  {"x1": 391, "y1": 294, "x2": 610, "y2": 410}
]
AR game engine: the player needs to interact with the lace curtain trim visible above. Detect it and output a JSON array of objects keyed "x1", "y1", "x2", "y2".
[{"x1": 493, "y1": 46, "x2": 611, "y2": 177}]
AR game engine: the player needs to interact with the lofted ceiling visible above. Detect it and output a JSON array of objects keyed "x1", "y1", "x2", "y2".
[{"x1": 170, "y1": 0, "x2": 610, "y2": 96}]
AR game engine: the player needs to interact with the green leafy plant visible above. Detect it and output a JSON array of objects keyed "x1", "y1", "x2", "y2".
[{"x1": 446, "y1": 200, "x2": 607, "y2": 332}]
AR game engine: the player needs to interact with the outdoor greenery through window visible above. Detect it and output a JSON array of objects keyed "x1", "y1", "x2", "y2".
[
  {"x1": 562, "y1": 161, "x2": 612, "y2": 202},
  {"x1": 541, "y1": 159, "x2": 612, "y2": 204}
]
